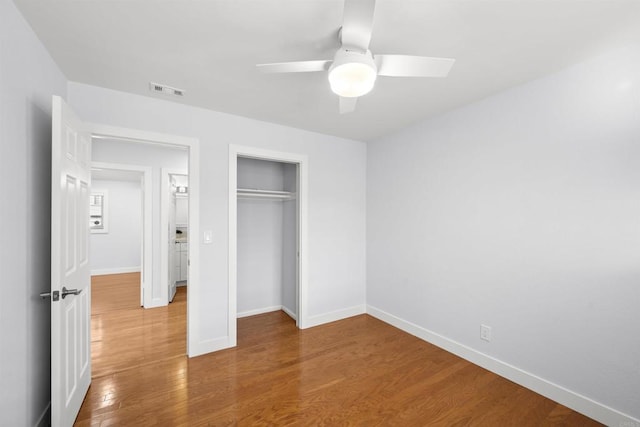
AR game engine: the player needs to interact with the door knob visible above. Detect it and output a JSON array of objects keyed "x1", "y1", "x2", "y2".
[{"x1": 61, "y1": 286, "x2": 82, "y2": 299}]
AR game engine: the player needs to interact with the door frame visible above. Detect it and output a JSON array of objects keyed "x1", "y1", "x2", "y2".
[
  {"x1": 228, "y1": 144, "x2": 309, "y2": 346},
  {"x1": 90, "y1": 161, "x2": 152, "y2": 307},
  {"x1": 89, "y1": 124, "x2": 200, "y2": 356}
]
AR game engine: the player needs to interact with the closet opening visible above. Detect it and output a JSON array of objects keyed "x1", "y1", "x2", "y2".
[
  {"x1": 229, "y1": 145, "x2": 309, "y2": 345},
  {"x1": 237, "y1": 157, "x2": 299, "y2": 324}
]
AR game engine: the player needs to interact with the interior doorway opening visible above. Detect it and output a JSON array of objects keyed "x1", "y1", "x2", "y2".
[
  {"x1": 86, "y1": 130, "x2": 198, "y2": 378},
  {"x1": 90, "y1": 163, "x2": 151, "y2": 306},
  {"x1": 163, "y1": 170, "x2": 189, "y2": 304}
]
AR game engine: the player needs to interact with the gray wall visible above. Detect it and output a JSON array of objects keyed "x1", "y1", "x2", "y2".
[
  {"x1": 0, "y1": 0, "x2": 67, "y2": 425},
  {"x1": 90, "y1": 179, "x2": 143, "y2": 274},
  {"x1": 367, "y1": 44, "x2": 640, "y2": 421},
  {"x1": 68, "y1": 82, "x2": 368, "y2": 347}
]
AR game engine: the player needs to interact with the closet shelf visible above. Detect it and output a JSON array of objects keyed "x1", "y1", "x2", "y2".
[{"x1": 237, "y1": 188, "x2": 296, "y2": 200}]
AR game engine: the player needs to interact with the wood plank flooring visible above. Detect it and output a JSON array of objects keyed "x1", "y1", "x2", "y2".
[
  {"x1": 78, "y1": 275, "x2": 601, "y2": 426},
  {"x1": 90, "y1": 273, "x2": 186, "y2": 378}
]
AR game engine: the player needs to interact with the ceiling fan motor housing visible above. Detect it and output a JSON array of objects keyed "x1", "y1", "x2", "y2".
[{"x1": 328, "y1": 48, "x2": 378, "y2": 98}]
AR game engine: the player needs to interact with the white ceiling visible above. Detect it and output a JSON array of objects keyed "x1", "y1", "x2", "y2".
[{"x1": 15, "y1": 0, "x2": 640, "y2": 142}]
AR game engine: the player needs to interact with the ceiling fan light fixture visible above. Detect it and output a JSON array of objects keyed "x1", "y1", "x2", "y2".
[{"x1": 328, "y1": 49, "x2": 377, "y2": 98}]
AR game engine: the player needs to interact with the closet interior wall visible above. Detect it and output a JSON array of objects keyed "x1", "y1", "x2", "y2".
[{"x1": 237, "y1": 157, "x2": 297, "y2": 320}]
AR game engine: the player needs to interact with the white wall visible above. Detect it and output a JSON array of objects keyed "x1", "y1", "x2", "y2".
[
  {"x1": 0, "y1": 1, "x2": 68, "y2": 425},
  {"x1": 92, "y1": 139, "x2": 187, "y2": 305},
  {"x1": 237, "y1": 198, "x2": 284, "y2": 314},
  {"x1": 68, "y1": 82, "x2": 367, "y2": 349},
  {"x1": 90, "y1": 179, "x2": 142, "y2": 274},
  {"x1": 367, "y1": 44, "x2": 640, "y2": 424},
  {"x1": 175, "y1": 196, "x2": 188, "y2": 225}
]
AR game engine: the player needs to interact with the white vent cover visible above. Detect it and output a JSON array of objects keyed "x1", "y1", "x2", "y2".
[{"x1": 149, "y1": 82, "x2": 184, "y2": 97}]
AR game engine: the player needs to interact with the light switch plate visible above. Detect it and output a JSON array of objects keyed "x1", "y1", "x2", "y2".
[{"x1": 203, "y1": 230, "x2": 213, "y2": 244}]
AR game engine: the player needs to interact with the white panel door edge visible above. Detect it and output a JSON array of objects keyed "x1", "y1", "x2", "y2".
[{"x1": 50, "y1": 95, "x2": 92, "y2": 427}]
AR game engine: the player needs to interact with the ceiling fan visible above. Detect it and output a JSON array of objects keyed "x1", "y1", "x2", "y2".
[{"x1": 256, "y1": 0, "x2": 455, "y2": 114}]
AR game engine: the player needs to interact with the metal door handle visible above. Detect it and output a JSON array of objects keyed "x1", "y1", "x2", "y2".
[
  {"x1": 61, "y1": 286, "x2": 82, "y2": 299},
  {"x1": 40, "y1": 290, "x2": 60, "y2": 301},
  {"x1": 40, "y1": 287, "x2": 81, "y2": 301}
]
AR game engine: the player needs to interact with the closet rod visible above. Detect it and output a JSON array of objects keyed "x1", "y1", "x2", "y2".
[{"x1": 237, "y1": 188, "x2": 296, "y2": 200}]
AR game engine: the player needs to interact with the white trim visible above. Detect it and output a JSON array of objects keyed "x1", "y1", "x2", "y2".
[
  {"x1": 237, "y1": 306, "x2": 283, "y2": 318},
  {"x1": 91, "y1": 161, "x2": 152, "y2": 308},
  {"x1": 366, "y1": 305, "x2": 640, "y2": 427},
  {"x1": 90, "y1": 266, "x2": 141, "y2": 276},
  {"x1": 189, "y1": 336, "x2": 233, "y2": 357},
  {"x1": 88, "y1": 123, "x2": 201, "y2": 358},
  {"x1": 281, "y1": 305, "x2": 297, "y2": 321},
  {"x1": 304, "y1": 305, "x2": 366, "y2": 329},
  {"x1": 35, "y1": 402, "x2": 51, "y2": 427},
  {"x1": 229, "y1": 145, "x2": 310, "y2": 348}
]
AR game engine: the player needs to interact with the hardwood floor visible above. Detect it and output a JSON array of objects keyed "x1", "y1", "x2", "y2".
[
  {"x1": 90, "y1": 273, "x2": 186, "y2": 378},
  {"x1": 78, "y1": 279, "x2": 601, "y2": 426}
]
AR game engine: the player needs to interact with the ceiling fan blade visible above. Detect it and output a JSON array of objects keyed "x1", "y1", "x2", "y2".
[
  {"x1": 339, "y1": 96, "x2": 358, "y2": 114},
  {"x1": 256, "y1": 60, "x2": 332, "y2": 73},
  {"x1": 375, "y1": 55, "x2": 455, "y2": 77},
  {"x1": 341, "y1": 0, "x2": 376, "y2": 52}
]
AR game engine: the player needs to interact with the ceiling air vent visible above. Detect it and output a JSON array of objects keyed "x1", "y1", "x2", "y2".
[{"x1": 149, "y1": 82, "x2": 185, "y2": 97}]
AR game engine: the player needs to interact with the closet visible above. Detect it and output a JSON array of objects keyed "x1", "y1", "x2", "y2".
[{"x1": 237, "y1": 157, "x2": 298, "y2": 321}]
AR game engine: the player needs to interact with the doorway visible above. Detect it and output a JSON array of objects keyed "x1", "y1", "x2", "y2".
[
  {"x1": 90, "y1": 162, "x2": 151, "y2": 307},
  {"x1": 162, "y1": 170, "x2": 189, "y2": 304},
  {"x1": 88, "y1": 125, "x2": 200, "y2": 360},
  {"x1": 228, "y1": 145, "x2": 309, "y2": 346},
  {"x1": 49, "y1": 97, "x2": 201, "y2": 425},
  {"x1": 88, "y1": 137, "x2": 192, "y2": 377}
]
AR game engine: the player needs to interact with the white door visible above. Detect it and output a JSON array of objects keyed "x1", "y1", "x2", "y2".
[
  {"x1": 50, "y1": 96, "x2": 92, "y2": 426},
  {"x1": 168, "y1": 177, "x2": 177, "y2": 302}
]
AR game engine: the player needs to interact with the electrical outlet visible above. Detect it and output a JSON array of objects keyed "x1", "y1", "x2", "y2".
[{"x1": 480, "y1": 324, "x2": 492, "y2": 342}]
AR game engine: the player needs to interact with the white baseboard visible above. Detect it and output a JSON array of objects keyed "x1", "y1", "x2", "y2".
[
  {"x1": 188, "y1": 336, "x2": 233, "y2": 358},
  {"x1": 145, "y1": 298, "x2": 167, "y2": 309},
  {"x1": 281, "y1": 305, "x2": 297, "y2": 321},
  {"x1": 366, "y1": 305, "x2": 639, "y2": 427},
  {"x1": 91, "y1": 266, "x2": 141, "y2": 276},
  {"x1": 237, "y1": 305, "x2": 282, "y2": 318},
  {"x1": 302, "y1": 304, "x2": 366, "y2": 329},
  {"x1": 34, "y1": 402, "x2": 50, "y2": 427}
]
